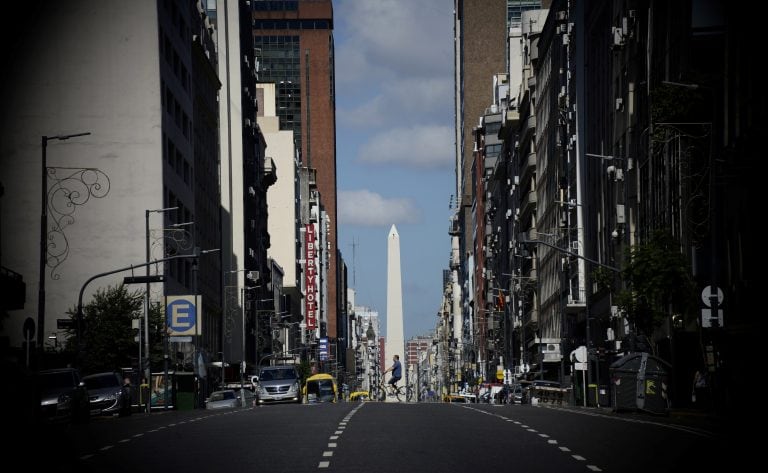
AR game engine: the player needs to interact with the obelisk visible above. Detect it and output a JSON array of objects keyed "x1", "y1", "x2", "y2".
[{"x1": 385, "y1": 224, "x2": 404, "y2": 393}]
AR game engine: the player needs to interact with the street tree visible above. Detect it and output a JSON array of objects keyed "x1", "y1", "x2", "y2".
[{"x1": 62, "y1": 284, "x2": 143, "y2": 373}]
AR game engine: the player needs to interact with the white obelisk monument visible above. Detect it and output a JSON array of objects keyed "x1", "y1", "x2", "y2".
[{"x1": 385, "y1": 224, "x2": 405, "y2": 392}]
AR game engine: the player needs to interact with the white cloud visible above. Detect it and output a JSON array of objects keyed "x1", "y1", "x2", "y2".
[
  {"x1": 335, "y1": 0, "x2": 453, "y2": 87},
  {"x1": 338, "y1": 190, "x2": 422, "y2": 226},
  {"x1": 357, "y1": 125, "x2": 453, "y2": 169},
  {"x1": 338, "y1": 77, "x2": 453, "y2": 129}
]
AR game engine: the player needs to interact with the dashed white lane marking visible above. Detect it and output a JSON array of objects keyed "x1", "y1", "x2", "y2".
[
  {"x1": 322, "y1": 451, "x2": 334, "y2": 457},
  {"x1": 464, "y1": 406, "x2": 602, "y2": 472},
  {"x1": 334, "y1": 430, "x2": 343, "y2": 434},
  {"x1": 80, "y1": 454, "x2": 94, "y2": 460},
  {"x1": 169, "y1": 423, "x2": 176, "y2": 426},
  {"x1": 118, "y1": 439, "x2": 130, "y2": 444},
  {"x1": 132, "y1": 433, "x2": 144, "y2": 438},
  {"x1": 318, "y1": 461, "x2": 330, "y2": 468},
  {"x1": 100, "y1": 446, "x2": 113, "y2": 451},
  {"x1": 328, "y1": 443, "x2": 337, "y2": 448},
  {"x1": 330, "y1": 435, "x2": 339, "y2": 440}
]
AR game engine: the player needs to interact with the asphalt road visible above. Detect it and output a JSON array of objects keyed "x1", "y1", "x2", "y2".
[{"x1": 22, "y1": 401, "x2": 739, "y2": 473}]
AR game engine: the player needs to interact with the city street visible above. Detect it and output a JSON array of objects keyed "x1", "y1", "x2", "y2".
[{"x1": 30, "y1": 402, "x2": 734, "y2": 473}]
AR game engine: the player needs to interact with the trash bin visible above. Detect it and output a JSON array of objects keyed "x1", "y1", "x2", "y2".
[{"x1": 610, "y1": 352, "x2": 670, "y2": 414}]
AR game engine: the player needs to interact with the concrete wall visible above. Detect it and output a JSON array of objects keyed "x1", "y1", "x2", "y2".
[{"x1": 1, "y1": 1, "x2": 163, "y2": 348}]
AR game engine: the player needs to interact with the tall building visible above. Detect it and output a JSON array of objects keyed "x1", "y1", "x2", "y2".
[
  {"x1": 215, "y1": 0, "x2": 275, "y2": 367},
  {"x1": 252, "y1": 0, "x2": 339, "y2": 339},
  {"x1": 0, "y1": 1, "x2": 225, "y2": 370},
  {"x1": 405, "y1": 336, "x2": 433, "y2": 373},
  {"x1": 452, "y1": 0, "x2": 509, "y2": 385}
]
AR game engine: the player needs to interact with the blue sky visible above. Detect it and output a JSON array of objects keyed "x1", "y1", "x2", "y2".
[{"x1": 333, "y1": 0, "x2": 454, "y2": 339}]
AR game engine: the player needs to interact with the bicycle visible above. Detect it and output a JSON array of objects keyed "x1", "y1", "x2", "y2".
[{"x1": 372, "y1": 379, "x2": 414, "y2": 402}]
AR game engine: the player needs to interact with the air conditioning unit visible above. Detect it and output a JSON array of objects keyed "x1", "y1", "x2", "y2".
[
  {"x1": 612, "y1": 27, "x2": 625, "y2": 47},
  {"x1": 542, "y1": 344, "x2": 560, "y2": 354}
]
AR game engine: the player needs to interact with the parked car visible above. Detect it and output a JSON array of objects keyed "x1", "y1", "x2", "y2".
[
  {"x1": 205, "y1": 389, "x2": 254, "y2": 409},
  {"x1": 38, "y1": 368, "x2": 90, "y2": 423},
  {"x1": 303, "y1": 373, "x2": 338, "y2": 403},
  {"x1": 255, "y1": 365, "x2": 301, "y2": 405},
  {"x1": 82, "y1": 372, "x2": 126, "y2": 416}
]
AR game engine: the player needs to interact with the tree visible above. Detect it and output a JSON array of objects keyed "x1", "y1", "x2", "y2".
[
  {"x1": 62, "y1": 284, "x2": 143, "y2": 374},
  {"x1": 615, "y1": 231, "x2": 697, "y2": 335}
]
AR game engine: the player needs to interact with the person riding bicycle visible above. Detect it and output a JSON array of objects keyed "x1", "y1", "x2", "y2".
[{"x1": 382, "y1": 354, "x2": 402, "y2": 396}]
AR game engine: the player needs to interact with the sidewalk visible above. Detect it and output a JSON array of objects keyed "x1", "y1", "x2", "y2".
[{"x1": 553, "y1": 404, "x2": 728, "y2": 435}]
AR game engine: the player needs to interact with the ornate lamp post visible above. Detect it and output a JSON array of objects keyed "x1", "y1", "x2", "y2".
[{"x1": 39, "y1": 132, "x2": 112, "y2": 367}]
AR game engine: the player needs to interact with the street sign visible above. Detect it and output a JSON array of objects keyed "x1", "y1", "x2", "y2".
[
  {"x1": 124, "y1": 275, "x2": 164, "y2": 284},
  {"x1": 318, "y1": 337, "x2": 329, "y2": 361},
  {"x1": 57, "y1": 318, "x2": 75, "y2": 329},
  {"x1": 701, "y1": 308, "x2": 724, "y2": 328},
  {"x1": 166, "y1": 295, "x2": 202, "y2": 336},
  {"x1": 701, "y1": 286, "x2": 723, "y2": 307}
]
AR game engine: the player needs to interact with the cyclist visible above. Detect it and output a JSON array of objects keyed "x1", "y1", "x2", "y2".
[{"x1": 382, "y1": 354, "x2": 402, "y2": 396}]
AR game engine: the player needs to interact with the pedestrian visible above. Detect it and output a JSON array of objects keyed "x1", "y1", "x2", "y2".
[
  {"x1": 692, "y1": 369, "x2": 708, "y2": 409},
  {"x1": 120, "y1": 377, "x2": 133, "y2": 417}
]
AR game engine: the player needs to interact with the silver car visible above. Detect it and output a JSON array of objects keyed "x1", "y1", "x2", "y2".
[
  {"x1": 256, "y1": 365, "x2": 301, "y2": 405},
  {"x1": 82, "y1": 372, "x2": 126, "y2": 416},
  {"x1": 205, "y1": 389, "x2": 254, "y2": 409}
]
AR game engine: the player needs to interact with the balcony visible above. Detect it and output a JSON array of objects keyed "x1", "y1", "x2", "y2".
[
  {"x1": 565, "y1": 289, "x2": 586, "y2": 313},
  {"x1": 521, "y1": 151, "x2": 536, "y2": 183},
  {"x1": 521, "y1": 190, "x2": 537, "y2": 219},
  {"x1": 262, "y1": 157, "x2": 277, "y2": 187}
]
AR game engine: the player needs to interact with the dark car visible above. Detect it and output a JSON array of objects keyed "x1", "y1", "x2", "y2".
[
  {"x1": 38, "y1": 368, "x2": 90, "y2": 423},
  {"x1": 83, "y1": 372, "x2": 126, "y2": 416}
]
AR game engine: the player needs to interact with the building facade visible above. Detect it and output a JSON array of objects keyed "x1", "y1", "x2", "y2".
[{"x1": 252, "y1": 0, "x2": 339, "y2": 339}]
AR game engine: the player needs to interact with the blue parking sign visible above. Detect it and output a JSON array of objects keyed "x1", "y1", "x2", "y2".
[{"x1": 166, "y1": 295, "x2": 202, "y2": 336}]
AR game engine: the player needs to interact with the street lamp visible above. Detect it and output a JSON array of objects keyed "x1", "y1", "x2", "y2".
[
  {"x1": 143, "y1": 206, "x2": 177, "y2": 412},
  {"x1": 39, "y1": 132, "x2": 91, "y2": 366},
  {"x1": 518, "y1": 233, "x2": 621, "y2": 406}
]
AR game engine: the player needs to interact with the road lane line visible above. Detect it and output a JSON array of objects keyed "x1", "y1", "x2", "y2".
[
  {"x1": 334, "y1": 430, "x2": 343, "y2": 434},
  {"x1": 318, "y1": 461, "x2": 330, "y2": 468},
  {"x1": 330, "y1": 435, "x2": 339, "y2": 440},
  {"x1": 559, "y1": 447, "x2": 571, "y2": 452},
  {"x1": 587, "y1": 465, "x2": 602, "y2": 471},
  {"x1": 572, "y1": 455, "x2": 586, "y2": 461},
  {"x1": 80, "y1": 454, "x2": 94, "y2": 460},
  {"x1": 527, "y1": 428, "x2": 538, "y2": 432},
  {"x1": 118, "y1": 439, "x2": 130, "y2": 443},
  {"x1": 539, "y1": 434, "x2": 549, "y2": 438},
  {"x1": 133, "y1": 433, "x2": 144, "y2": 438},
  {"x1": 548, "y1": 439, "x2": 558, "y2": 444},
  {"x1": 328, "y1": 443, "x2": 337, "y2": 448},
  {"x1": 323, "y1": 451, "x2": 333, "y2": 457},
  {"x1": 100, "y1": 445, "x2": 113, "y2": 451}
]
